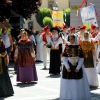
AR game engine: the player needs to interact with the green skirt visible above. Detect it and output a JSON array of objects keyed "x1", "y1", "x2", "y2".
[{"x1": 0, "y1": 58, "x2": 14, "y2": 97}]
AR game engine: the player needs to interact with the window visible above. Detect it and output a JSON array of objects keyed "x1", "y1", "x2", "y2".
[
  {"x1": 48, "y1": 0, "x2": 54, "y2": 9},
  {"x1": 28, "y1": 22, "x2": 33, "y2": 30}
]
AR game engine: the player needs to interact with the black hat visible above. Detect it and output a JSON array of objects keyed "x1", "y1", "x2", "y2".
[{"x1": 50, "y1": 27, "x2": 60, "y2": 33}]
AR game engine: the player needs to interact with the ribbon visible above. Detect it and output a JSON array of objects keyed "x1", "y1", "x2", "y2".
[
  {"x1": 76, "y1": 0, "x2": 86, "y2": 17},
  {"x1": 94, "y1": 6, "x2": 99, "y2": 18},
  {"x1": 79, "y1": 0, "x2": 86, "y2": 8},
  {"x1": 76, "y1": 9, "x2": 79, "y2": 17}
]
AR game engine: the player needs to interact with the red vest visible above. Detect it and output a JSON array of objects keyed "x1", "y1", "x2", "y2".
[
  {"x1": 42, "y1": 32, "x2": 52, "y2": 43},
  {"x1": 92, "y1": 33, "x2": 97, "y2": 38},
  {"x1": 92, "y1": 32, "x2": 99, "y2": 44}
]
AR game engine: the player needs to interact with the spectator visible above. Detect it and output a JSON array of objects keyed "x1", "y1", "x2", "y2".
[{"x1": 1, "y1": 27, "x2": 13, "y2": 66}]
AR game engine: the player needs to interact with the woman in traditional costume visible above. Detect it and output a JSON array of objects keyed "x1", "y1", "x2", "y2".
[
  {"x1": 81, "y1": 32, "x2": 99, "y2": 87},
  {"x1": 49, "y1": 27, "x2": 63, "y2": 75},
  {"x1": 60, "y1": 34, "x2": 90, "y2": 100},
  {"x1": 14, "y1": 31, "x2": 38, "y2": 83},
  {"x1": 14, "y1": 29, "x2": 25, "y2": 73},
  {"x1": 0, "y1": 37, "x2": 14, "y2": 97},
  {"x1": 96, "y1": 40, "x2": 100, "y2": 73}
]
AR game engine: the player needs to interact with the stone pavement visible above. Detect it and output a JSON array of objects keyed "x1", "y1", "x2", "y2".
[{"x1": 0, "y1": 60, "x2": 100, "y2": 100}]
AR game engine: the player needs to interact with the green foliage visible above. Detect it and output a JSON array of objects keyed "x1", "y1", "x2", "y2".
[
  {"x1": 7, "y1": 28, "x2": 11, "y2": 34},
  {"x1": 0, "y1": 28, "x2": 2, "y2": 34},
  {"x1": 35, "y1": 8, "x2": 70, "y2": 28},
  {"x1": 0, "y1": 28, "x2": 11, "y2": 34},
  {"x1": 35, "y1": 8, "x2": 52, "y2": 27},
  {"x1": 65, "y1": 8, "x2": 71, "y2": 13},
  {"x1": 63, "y1": 8, "x2": 70, "y2": 27},
  {"x1": 43, "y1": 17, "x2": 53, "y2": 28}
]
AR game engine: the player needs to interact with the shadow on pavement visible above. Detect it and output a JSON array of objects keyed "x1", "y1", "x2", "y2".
[
  {"x1": 9, "y1": 75, "x2": 14, "y2": 78},
  {"x1": 8, "y1": 69, "x2": 14, "y2": 71},
  {"x1": 41, "y1": 68, "x2": 49, "y2": 70},
  {"x1": 14, "y1": 82, "x2": 38, "y2": 88},
  {"x1": 0, "y1": 98, "x2": 4, "y2": 100},
  {"x1": 90, "y1": 87, "x2": 100, "y2": 99},
  {"x1": 9, "y1": 61, "x2": 14, "y2": 68},
  {"x1": 46, "y1": 74, "x2": 61, "y2": 78},
  {"x1": 91, "y1": 92, "x2": 100, "y2": 99},
  {"x1": 50, "y1": 98, "x2": 59, "y2": 100},
  {"x1": 90, "y1": 87, "x2": 100, "y2": 91},
  {"x1": 0, "y1": 95, "x2": 14, "y2": 99},
  {"x1": 35, "y1": 61, "x2": 43, "y2": 64}
]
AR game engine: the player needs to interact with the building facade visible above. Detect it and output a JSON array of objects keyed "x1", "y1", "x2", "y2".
[
  {"x1": 70, "y1": 0, "x2": 100, "y2": 27},
  {"x1": 23, "y1": 0, "x2": 69, "y2": 30}
]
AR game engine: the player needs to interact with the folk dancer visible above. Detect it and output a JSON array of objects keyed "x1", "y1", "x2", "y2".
[
  {"x1": 77, "y1": 25, "x2": 87, "y2": 42},
  {"x1": 41, "y1": 25, "x2": 52, "y2": 69},
  {"x1": 70, "y1": 26, "x2": 76, "y2": 35},
  {"x1": 49, "y1": 27, "x2": 63, "y2": 75},
  {"x1": 60, "y1": 34, "x2": 90, "y2": 100},
  {"x1": 61, "y1": 24, "x2": 69, "y2": 52},
  {"x1": 94, "y1": 27, "x2": 100, "y2": 73},
  {"x1": 14, "y1": 31, "x2": 38, "y2": 83},
  {"x1": 81, "y1": 32, "x2": 99, "y2": 88},
  {"x1": 91, "y1": 24, "x2": 99, "y2": 56},
  {"x1": 96, "y1": 40, "x2": 100, "y2": 73},
  {"x1": 0, "y1": 37, "x2": 14, "y2": 97}
]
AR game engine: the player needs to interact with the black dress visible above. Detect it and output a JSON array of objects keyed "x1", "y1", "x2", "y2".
[
  {"x1": 49, "y1": 44, "x2": 62, "y2": 75},
  {"x1": 62, "y1": 45, "x2": 84, "y2": 79},
  {"x1": 0, "y1": 41, "x2": 14, "y2": 97}
]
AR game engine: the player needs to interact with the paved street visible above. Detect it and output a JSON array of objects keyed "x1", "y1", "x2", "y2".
[{"x1": 0, "y1": 60, "x2": 100, "y2": 100}]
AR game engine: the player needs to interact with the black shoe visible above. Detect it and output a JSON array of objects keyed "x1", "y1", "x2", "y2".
[{"x1": 42, "y1": 68, "x2": 47, "y2": 70}]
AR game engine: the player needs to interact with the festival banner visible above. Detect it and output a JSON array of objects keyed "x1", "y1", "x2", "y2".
[
  {"x1": 52, "y1": 11, "x2": 63, "y2": 27},
  {"x1": 80, "y1": 5, "x2": 98, "y2": 29}
]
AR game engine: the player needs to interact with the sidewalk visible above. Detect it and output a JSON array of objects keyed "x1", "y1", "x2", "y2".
[{"x1": 0, "y1": 61, "x2": 100, "y2": 100}]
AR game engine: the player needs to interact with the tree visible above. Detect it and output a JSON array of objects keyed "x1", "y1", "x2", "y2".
[
  {"x1": 0, "y1": 28, "x2": 11, "y2": 34},
  {"x1": 35, "y1": 8, "x2": 52, "y2": 27},
  {"x1": 0, "y1": 0, "x2": 42, "y2": 21},
  {"x1": 0, "y1": 0, "x2": 11, "y2": 21},
  {"x1": 35, "y1": 8, "x2": 70, "y2": 28},
  {"x1": 63, "y1": 8, "x2": 70, "y2": 27},
  {"x1": 43, "y1": 17, "x2": 53, "y2": 28}
]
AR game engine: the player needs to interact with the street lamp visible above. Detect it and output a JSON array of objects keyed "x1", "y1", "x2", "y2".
[{"x1": 52, "y1": 1, "x2": 58, "y2": 11}]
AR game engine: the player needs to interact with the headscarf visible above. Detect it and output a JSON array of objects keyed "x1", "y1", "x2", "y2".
[
  {"x1": 67, "y1": 34, "x2": 78, "y2": 45},
  {"x1": 82, "y1": 31, "x2": 91, "y2": 42}
]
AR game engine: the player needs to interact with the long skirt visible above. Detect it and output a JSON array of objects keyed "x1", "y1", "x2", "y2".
[
  {"x1": 96, "y1": 45, "x2": 100, "y2": 73},
  {"x1": 0, "y1": 58, "x2": 14, "y2": 97},
  {"x1": 60, "y1": 65, "x2": 91, "y2": 100},
  {"x1": 36, "y1": 44, "x2": 43, "y2": 61},
  {"x1": 84, "y1": 56, "x2": 99, "y2": 86},
  {"x1": 85, "y1": 68, "x2": 99, "y2": 86},
  {"x1": 97, "y1": 60, "x2": 100, "y2": 73},
  {"x1": 17, "y1": 64, "x2": 38, "y2": 82},
  {"x1": 49, "y1": 50, "x2": 61, "y2": 74}
]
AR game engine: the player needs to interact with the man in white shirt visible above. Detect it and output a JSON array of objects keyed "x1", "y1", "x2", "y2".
[{"x1": 41, "y1": 25, "x2": 52, "y2": 69}]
